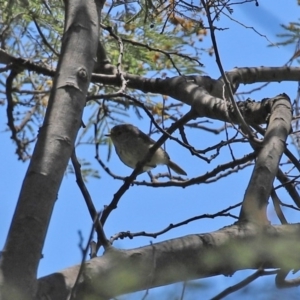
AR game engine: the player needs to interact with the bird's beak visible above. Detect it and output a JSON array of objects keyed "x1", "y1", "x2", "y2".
[{"x1": 105, "y1": 133, "x2": 110, "y2": 137}]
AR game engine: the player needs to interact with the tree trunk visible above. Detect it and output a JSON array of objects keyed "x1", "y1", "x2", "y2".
[{"x1": 0, "y1": 1, "x2": 101, "y2": 299}]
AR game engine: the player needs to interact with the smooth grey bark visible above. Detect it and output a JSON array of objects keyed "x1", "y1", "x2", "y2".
[
  {"x1": 0, "y1": 49, "x2": 298, "y2": 126},
  {"x1": 1, "y1": 49, "x2": 299, "y2": 121},
  {"x1": 0, "y1": 1, "x2": 101, "y2": 299},
  {"x1": 92, "y1": 70, "x2": 294, "y2": 125},
  {"x1": 36, "y1": 223, "x2": 300, "y2": 300},
  {"x1": 240, "y1": 94, "x2": 292, "y2": 224}
]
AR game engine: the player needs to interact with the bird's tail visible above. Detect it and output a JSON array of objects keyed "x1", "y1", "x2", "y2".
[{"x1": 168, "y1": 160, "x2": 187, "y2": 176}]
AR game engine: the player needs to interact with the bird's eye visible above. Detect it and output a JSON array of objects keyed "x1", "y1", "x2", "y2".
[{"x1": 116, "y1": 130, "x2": 122, "y2": 136}]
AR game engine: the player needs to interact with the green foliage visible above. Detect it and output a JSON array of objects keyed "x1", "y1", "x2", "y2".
[
  {"x1": 100, "y1": 0, "x2": 205, "y2": 75},
  {"x1": 275, "y1": 21, "x2": 300, "y2": 47},
  {"x1": 0, "y1": 0, "x2": 209, "y2": 174},
  {"x1": 67, "y1": 159, "x2": 100, "y2": 182}
]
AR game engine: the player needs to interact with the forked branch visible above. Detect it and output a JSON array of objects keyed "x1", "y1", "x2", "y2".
[{"x1": 239, "y1": 94, "x2": 292, "y2": 224}]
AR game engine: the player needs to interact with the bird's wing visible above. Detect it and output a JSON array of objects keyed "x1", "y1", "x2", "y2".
[{"x1": 137, "y1": 129, "x2": 156, "y2": 144}]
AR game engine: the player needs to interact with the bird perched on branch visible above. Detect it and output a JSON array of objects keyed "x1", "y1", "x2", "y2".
[{"x1": 106, "y1": 124, "x2": 187, "y2": 176}]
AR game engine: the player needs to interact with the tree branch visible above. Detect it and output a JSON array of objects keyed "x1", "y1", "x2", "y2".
[
  {"x1": 239, "y1": 94, "x2": 292, "y2": 224},
  {"x1": 36, "y1": 223, "x2": 300, "y2": 300}
]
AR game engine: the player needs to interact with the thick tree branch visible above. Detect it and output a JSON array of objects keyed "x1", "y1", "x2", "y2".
[
  {"x1": 36, "y1": 223, "x2": 300, "y2": 300},
  {"x1": 1, "y1": 48, "x2": 299, "y2": 130},
  {"x1": 1, "y1": 48, "x2": 300, "y2": 120},
  {"x1": 239, "y1": 94, "x2": 292, "y2": 224}
]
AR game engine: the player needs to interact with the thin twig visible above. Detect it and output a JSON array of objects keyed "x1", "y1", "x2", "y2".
[
  {"x1": 132, "y1": 152, "x2": 256, "y2": 187},
  {"x1": 71, "y1": 150, "x2": 111, "y2": 252},
  {"x1": 69, "y1": 217, "x2": 100, "y2": 300},
  {"x1": 271, "y1": 188, "x2": 288, "y2": 224},
  {"x1": 110, "y1": 202, "x2": 241, "y2": 242},
  {"x1": 211, "y1": 268, "x2": 278, "y2": 300},
  {"x1": 201, "y1": 0, "x2": 261, "y2": 146},
  {"x1": 33, "y1": 17, "x2": 59, "y2": 56}
]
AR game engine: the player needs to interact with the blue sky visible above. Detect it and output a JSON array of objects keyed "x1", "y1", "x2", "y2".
[{"x1": 1, "y1": 1, "x2": 300, "y2": 299}]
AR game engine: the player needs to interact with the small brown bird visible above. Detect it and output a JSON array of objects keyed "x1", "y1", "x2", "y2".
[{"x1": 106, "y1": 124, "x2": 187, "y2": 175}]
